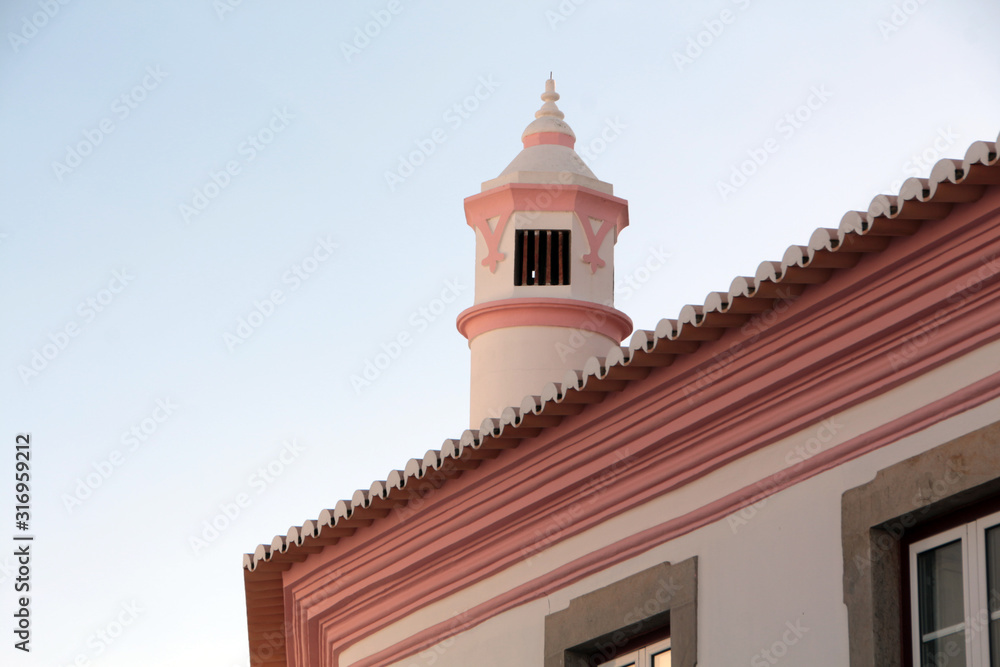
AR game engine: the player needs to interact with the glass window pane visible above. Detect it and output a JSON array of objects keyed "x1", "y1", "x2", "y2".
[
  {"x1": 917, "y1": 539, "x2": 966, "y2": 667},
  {"x1": 920, "y1": 635, "x2": 967, "y2": 667},
  {"x1": 651, "y1": 648, "x2": 671, "y2": 667},
  {"x1": 986, "y1": 525, "x2": 1000, "y2": 667}
]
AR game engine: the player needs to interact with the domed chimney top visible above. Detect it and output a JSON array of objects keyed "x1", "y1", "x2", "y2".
[
  {"x1": 520, "y1": 76, "x2": 576, "y2": 145},
  {"x1": 483, "y1": 77, "x2": 609, "y2": 194}
]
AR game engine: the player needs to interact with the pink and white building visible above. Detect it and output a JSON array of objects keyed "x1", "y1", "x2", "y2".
[{"x1": 243, "y1": 79, "x2": 1000, "y2": 667}]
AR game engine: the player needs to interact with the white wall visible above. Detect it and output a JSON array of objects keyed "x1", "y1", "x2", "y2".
[{"x1": 344, "y1": 339, "x2": 1000, "y2": 667}]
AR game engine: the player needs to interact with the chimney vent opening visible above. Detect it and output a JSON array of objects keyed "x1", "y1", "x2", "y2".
[{"x1": 514, "y1": 229, "x2": 570, "y2": 286}]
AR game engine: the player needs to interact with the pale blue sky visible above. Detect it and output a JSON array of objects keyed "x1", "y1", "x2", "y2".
[{"x1": 2, "y1": 1, "x2": 999, "y2": 665}]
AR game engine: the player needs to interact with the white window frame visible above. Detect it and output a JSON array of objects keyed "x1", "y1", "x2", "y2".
[
  {"x1": 597, "y1": 638, "x2": 671, "y2": 667},
  {"x1": 909, "y1": 509, "x2": 1000, "y2": 666}
]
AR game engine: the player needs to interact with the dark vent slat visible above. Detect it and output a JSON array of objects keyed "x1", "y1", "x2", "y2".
[
  {"x1": 556, "y1": 233, "x2": 569, "y2": 285},
  {"x1": 549, "y1": 231, "x2": 555, "y2": 285},
  {"x1": 533, "y1": 230, "x2": 540, "y2": 286}
]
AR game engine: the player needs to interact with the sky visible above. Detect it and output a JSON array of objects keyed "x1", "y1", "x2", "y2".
[{"x1": 2, "y1": 0, "x2": 999, "y2": 665}]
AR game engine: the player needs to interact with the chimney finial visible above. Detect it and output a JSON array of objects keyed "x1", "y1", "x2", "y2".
[{"x1": 536, "y1": 76, "x2": 563, "y2": 120}]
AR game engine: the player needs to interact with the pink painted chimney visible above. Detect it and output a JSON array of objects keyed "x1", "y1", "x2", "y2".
[{"x1": 457, "y1": 77, "x2": 632, "y2": 427}]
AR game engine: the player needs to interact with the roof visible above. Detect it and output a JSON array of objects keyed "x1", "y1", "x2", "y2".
[
  {"x1": 245, "y1": 134, "x2": 1000, "y2": 571},
  {"x1": 242, "y1": 131, "x2": 1000, "y2": 662}
]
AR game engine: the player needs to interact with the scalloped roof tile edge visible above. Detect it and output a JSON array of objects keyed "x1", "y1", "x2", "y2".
[{"x1": 243, "y1": 131, "x2": 1000, "y2": 574}]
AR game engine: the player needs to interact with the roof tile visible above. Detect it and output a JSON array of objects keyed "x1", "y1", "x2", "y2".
[{"x1": 244, "y1": 131, "x2": 1000, "y2": 574}]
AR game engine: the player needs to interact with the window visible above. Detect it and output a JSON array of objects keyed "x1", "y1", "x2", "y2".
[
  {"x1": 596, "y1": 637, "x2": 672, "y2": 667},
  {"x1": 544, "y1": 557, "x2": 696, "y2": 667},
  {"x1": 841, "y1": 418, "x2": 1000, "y2": 667},
  {"x1": 909, "y1": 511, "x2": 1000, "y2": 666},
  {"x1": 514, "y1": 229, "x2": 570, "y2": 286}
]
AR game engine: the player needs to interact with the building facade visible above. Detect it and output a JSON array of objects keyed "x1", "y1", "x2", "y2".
[{"x1": 243, "y1": 81, "x2": 1000, "y2": 667}]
